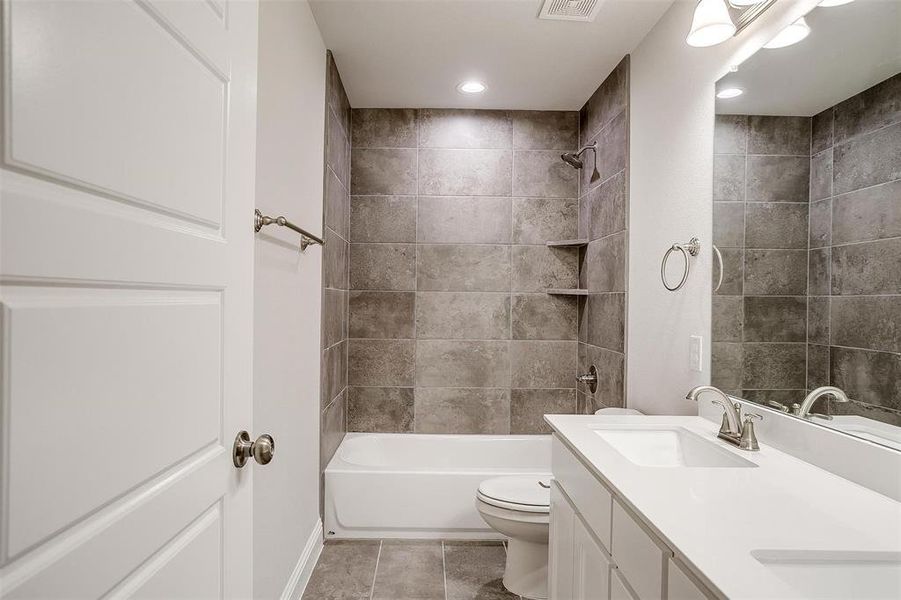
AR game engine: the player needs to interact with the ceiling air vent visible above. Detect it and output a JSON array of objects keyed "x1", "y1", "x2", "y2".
[{"x1": 538, "y1": 0, "x2": 605, "y2": 22}]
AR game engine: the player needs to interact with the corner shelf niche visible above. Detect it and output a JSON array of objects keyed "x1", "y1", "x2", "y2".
[
  {"x1": 544, "y1": 237, "x2": 589, "y2": 296},
  {"x1": 546, "y1": 288, "x2": 589, "y2": 296},
  {"x1": 545, "y1": 239, "x2": 588, "y2": 248}
]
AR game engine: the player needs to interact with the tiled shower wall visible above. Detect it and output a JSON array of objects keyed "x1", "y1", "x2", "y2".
[
  {"x1": 712, "y1": 73, "x2": 900, "y2": 425},
  {"x1": 576, "y1": 56, "x2": 630, "y2": 414},
  {"x1": 807, "y1": 74, "x2": 901, "y2": 426},
  {"x1": 320, "y1": 52, "x2": 351, "y2": 476},
  {"x1": 346, "y1": 108, "x2": 582, "y2": 434},
  {"x1": 712, "y1": 113, "x2": 812, "y2": 405}
]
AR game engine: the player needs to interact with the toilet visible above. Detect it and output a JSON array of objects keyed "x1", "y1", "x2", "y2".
[{"x1": 476, "y1": 476, "x2": 551, "y2": 599}]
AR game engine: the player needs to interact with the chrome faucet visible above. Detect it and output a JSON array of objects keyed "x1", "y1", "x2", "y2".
[
  {"x1": 794, "y1": 386, "x2": 849, "y2": 420},
  {"x1": 686, "y1": 385, "x2": 761, "y2": 451}
]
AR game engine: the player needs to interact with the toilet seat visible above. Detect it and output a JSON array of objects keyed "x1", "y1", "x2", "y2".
[{"x1": 477, "y1": 476, "x2": 551, "y2": 514}]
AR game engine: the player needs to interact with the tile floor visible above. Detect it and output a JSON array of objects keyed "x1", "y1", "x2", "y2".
[{"x1": 302, "y1": 540, "x2": 522, "y2": 600}]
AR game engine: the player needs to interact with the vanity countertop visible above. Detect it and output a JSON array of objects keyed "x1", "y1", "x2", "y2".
[{"x1": 545, "y1": 414, "x2": 901, "y2": 600}]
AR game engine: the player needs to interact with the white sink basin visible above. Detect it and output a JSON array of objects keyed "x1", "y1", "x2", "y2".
[
  {"x1": 591, "y1": 426, "x2": 757, "y2": 468},
  {"x1": 752, "y1": 549, "x2": 901, "y2": 599}
]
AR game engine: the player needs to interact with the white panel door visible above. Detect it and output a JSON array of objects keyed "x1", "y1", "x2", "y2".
[
  {"x1": 573, "y1": 517, "x2": 611, "y2": 600},
  {"x1": 0, "y1": 0, "x2": 258, "y2": 597},
  {"x1": 549, "y1": 481, "x2": 576, "y2": 600}
]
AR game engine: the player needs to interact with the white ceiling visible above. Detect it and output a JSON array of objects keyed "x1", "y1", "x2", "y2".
[
  {"x1": 716, "y1": 0, "x2": 901, "y2": 116},
  {"x1": 308, "y1": 0, "x2": 674, "y2": 110}
]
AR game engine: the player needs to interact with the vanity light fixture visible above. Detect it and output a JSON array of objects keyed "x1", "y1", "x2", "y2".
[
  {"x1": 686, "y1": 0, "x2": 736, "y2": 47},
  {"x1": 456, "y1": 80, "x2": 486, "y2": 94},
  {"x1": 818, "y1": 0, "x2": 854, "y2": 6},
  {"x1": 763, "y1": 16, "x2": 810, "y2": 49},
  {"x1": 716, "y1": 87, "x2": 744, "y2": 99},
  {"x1": 727, "y1": 0, "x2": 765, "y2": 5}
]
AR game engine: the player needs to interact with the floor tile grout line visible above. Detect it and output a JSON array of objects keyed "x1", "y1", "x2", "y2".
[{"x1": 369, "y1": 540, "x2": 382, "y2": 600}]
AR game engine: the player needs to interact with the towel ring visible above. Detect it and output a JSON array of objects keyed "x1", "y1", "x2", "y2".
[{"x1": 661, "y1": 237, "x2": 701, "y2": 291}]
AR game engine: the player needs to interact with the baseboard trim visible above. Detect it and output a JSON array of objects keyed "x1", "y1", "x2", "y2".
[{"x1": 280, "y1": 519, "x2": 323, "y2": 600}]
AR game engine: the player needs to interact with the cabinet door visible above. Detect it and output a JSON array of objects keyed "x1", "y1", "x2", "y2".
[
  {"x1": 573, "y1": 517, "x2": 611, "y2": 600},
  {"x1": 549, "y1": 481, "x2": 576, "y2": 600}
]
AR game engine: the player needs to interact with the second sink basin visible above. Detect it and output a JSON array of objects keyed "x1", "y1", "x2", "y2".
[{"x1": 592, "y1": 426, "x2": 757, "y2": 468}]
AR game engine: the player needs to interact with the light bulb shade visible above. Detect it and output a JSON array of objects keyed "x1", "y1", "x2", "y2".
[
  {"x1": 687, "y1": 0, "x2": 737, "y2": 47},
  {"x1": 729, "y1": 0, "x2": 765, "y2": 5},
  {"x1": 818, "y1": 0, "x2": 854, "y2": 7},
  {"x1": 763, "y1": 16, "x2": 811, "y2": 49}
]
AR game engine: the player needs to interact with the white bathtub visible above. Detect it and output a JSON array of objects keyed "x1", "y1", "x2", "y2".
[{"x1": 324, "y1": 433, "x2": 552, "y2": 539}]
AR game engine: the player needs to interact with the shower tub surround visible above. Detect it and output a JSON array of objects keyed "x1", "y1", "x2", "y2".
[{"x1": 345, "y1": 59, "x2": 631, "y2": 435}]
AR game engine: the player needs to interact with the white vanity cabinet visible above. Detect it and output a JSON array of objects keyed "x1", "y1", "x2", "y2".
[{"x1": 550, "y1": 436, "x2": 715, "y2": 600}]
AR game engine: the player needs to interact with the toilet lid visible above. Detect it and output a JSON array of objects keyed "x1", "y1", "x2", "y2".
[{"x1": 477, "y1": 476, "x2": 551, "y2": 513}]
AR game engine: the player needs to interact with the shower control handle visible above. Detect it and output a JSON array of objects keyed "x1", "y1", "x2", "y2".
[
  {"x1": 576, "y1": 364, "x2": 599, "y2": 394},
  {"x1": 233, "y1": 431, "x2": 276, "y2": 468}
]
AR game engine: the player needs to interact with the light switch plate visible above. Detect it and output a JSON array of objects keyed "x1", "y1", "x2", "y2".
[{"x1": 689, "y1": 335, "x2": 703, "y2": 372}]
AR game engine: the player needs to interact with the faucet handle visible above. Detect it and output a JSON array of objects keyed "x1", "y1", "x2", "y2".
[{"x1": 739, "y1": 412, "x2": 762, "y2": 451}]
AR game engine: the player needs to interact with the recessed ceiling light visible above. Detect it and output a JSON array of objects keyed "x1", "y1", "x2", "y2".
[
  {"x1": 818, "y1": 0, "x2": 854, "y2": 6},
  {"x1": 717, "y1": 88, "x2": 744, "y2": 99},
  {"x1": 457, "y1": 81, "x2": 486, "y2": 94},
  {"x1": 763, "y1": 16, "x2": 810, "y2": 49}
]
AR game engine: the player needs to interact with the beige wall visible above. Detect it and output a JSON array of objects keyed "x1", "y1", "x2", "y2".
[
  {"x1": 254, "y1": 0, "x2": 326, "y2": 596},
  {"x1": 627, "y1": 0, "x2": 820, "y2": 415}
]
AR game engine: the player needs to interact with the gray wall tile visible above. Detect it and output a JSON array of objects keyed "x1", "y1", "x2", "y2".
[
  {"x1": 833, "y1": 73, "x2": 901, "y2": 144},
  {"x1": 350, "y1": 196, "x2": 416, "y2": 243},
  {"x1": 744, "y1": 296, "x2": 807, "y2": 343},
  {"x1": 513, "y1": 150, "x2": 579, "y2": 198},
  {"x1": 587, "y1": 293, "x2": 625, "y2": 352},
  {"x1": 347, "y1": 387, "x2": 414, "y2": 432},
  {"x1": 581, "y1": 111, "x2": 627, "y2": 192},
  {"x1": 419, "y1": 148, "x2": 513, "y2": 196},
  {"x1": 580, "y1": 56, "x2": 628, "y2": 142},
  {"x1": 513, "y1": 111, "x2": 579, "y2": 150},
  {"x1": 321, "y1": 340, "x2": 347, "y2": 407},
  {"x1": 748, "y1": 116, "x2": 810, "y2": 155},
  {"x1": 808, "y1": 247, "x2": 831, "y2": 296},
  {"x1": 350, "y1": 243, "x2": 416, "y2": 290},
  {"x1": 585, "y1": 233, "x2": 626, "y2": 292},
  {"x1": 830, "y1": 347, "x2": 901, "y2": 410},
  {"x1": 831, "y1": 179, "x2": 901, "y2": 245},
  {"x1": 713, "y1": 202, "x2": 744, "y2": 248},
  {"x1": 746, "y1": 156, "x2": 810, "y2": 203},
  {"x1": 809, "y1": 199, "x2": 832, "y2": 249},
  {"x1": 415, "y1": 340, "x2": 510, "y2": 388},
  {"x1": 831, "y1": 296, "x2": 901, "y2": 353},
  {"x1": 811, "y1": 108, "x2": 834, "y2": 155},
  {"x1": 713, "y1": 155, "x2": 745, "y2": 202},
  {"x1": 326, "y1": 108, "x2": 350, "y2": 187},
  {"x1": 510, "y1": 389, "x2": 577, "y2": 434},
  {"x1": 808, "y1": 296, "x2": 830, "y2": 345},
  {"x1": 714, "y1": 115, "x2": 748, "y2": 155},
  {"x1": 807, "y1": 344, "x2": 830, "y2": 390},
  {"x1": 416, "y1": 292, "x2": 510, "y2": 340},
  {"x1": 711, "y1": 342, "x2": 742, "y2": 390},
  {"x1": 323, "y1": 289, "x2": 348, "y2": 348},
  {"x1": 320, "y1": 392, "x2": 346, "y2": 471},
  {"x1": 715, "y1": 248, "x2": 744, "y2": 295},
  {"x1": 712, "y1": 296, "x2": 743, "y2": 342},
  {"x1": 582, "y1": 344, "x2": 624, "y2": 408},
  {"x1": 742, "y1": 343, "x2": 806, "y2": 389},
  {"x1": 324, "y1": 168, "x2": 349, "y2": 240},
  {"x1": 326, "y1": 52, "x2": 350, "y2": 136},
  {"x1": 351, "y1": 148, "x2": 417, "y2": 195},
  {"x1": 351, "y1": 108, "x2": 417, "y2": 148},
  {"x1": 348, "y1": 339, "x2": 415, "y2": 386},
  {"x1": 510, "y1": 340, "x2": 577, "y2": 388},
  {"x1": 589, "y1": 171, "x2": 627, "y2": 241},
  {"x1": 809, "y1": 150, "x2": 833, "y2": 201},
  {"x1": 323, "y1": 228, "x2": 349, "y2": 290},
  {"x1": 744, "y1": 202, "x2": 809, "y2": 249},
  {"x1": 413, "y1": 388, "x2": 511, "y2": 434},
  {"x1": 417, "y1": 196, "x2": 512, "y2": 244},
  {"x1": 349, "y1": 291, "x2": 415, "y2": 339},
  {"x1": 833, "y1": 122, "x2": 901, "y2": 195},
  {"x1": 512, "y1": 245, "x2": 579, "y2": 292},
  {"x1": 512, "y1": 197, "x2": 578, "y2": 244},
  {"x1": 512, "y1": 294, "x2": 577, "y2": 340},
  {"x1": 417, "y1": 245, "x2": 511, "y2": 291},
  {"x1": 832, "y1": 238, "x2": 901, "y2": 295},
  {"x1": 744, "y1": 249, "x2": 807, "y2": 295},
  {"x1": 418, "y1": 109, "x2": 512, "y2": 149}
]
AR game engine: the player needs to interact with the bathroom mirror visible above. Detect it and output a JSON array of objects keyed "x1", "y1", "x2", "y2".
[{"x1": 710, "y1": 0, "x2": 901, "y2": 450}]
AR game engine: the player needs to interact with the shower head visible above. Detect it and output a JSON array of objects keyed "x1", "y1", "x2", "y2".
[
  {"x1": 560, "y1": 142, "x2": 597, "y2": 170},
  {"x1": 561, "y1": 152, "x2": 583, "y2": 169}
]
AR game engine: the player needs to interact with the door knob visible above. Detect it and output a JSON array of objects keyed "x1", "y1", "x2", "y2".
[{"x1": 233, "y1": 431, "x2": 275, "y2": 468}]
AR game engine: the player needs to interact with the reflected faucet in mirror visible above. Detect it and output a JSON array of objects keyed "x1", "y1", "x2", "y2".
[{"x1": 794, "y1": 387, "x2": 850, "y2": 421}]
